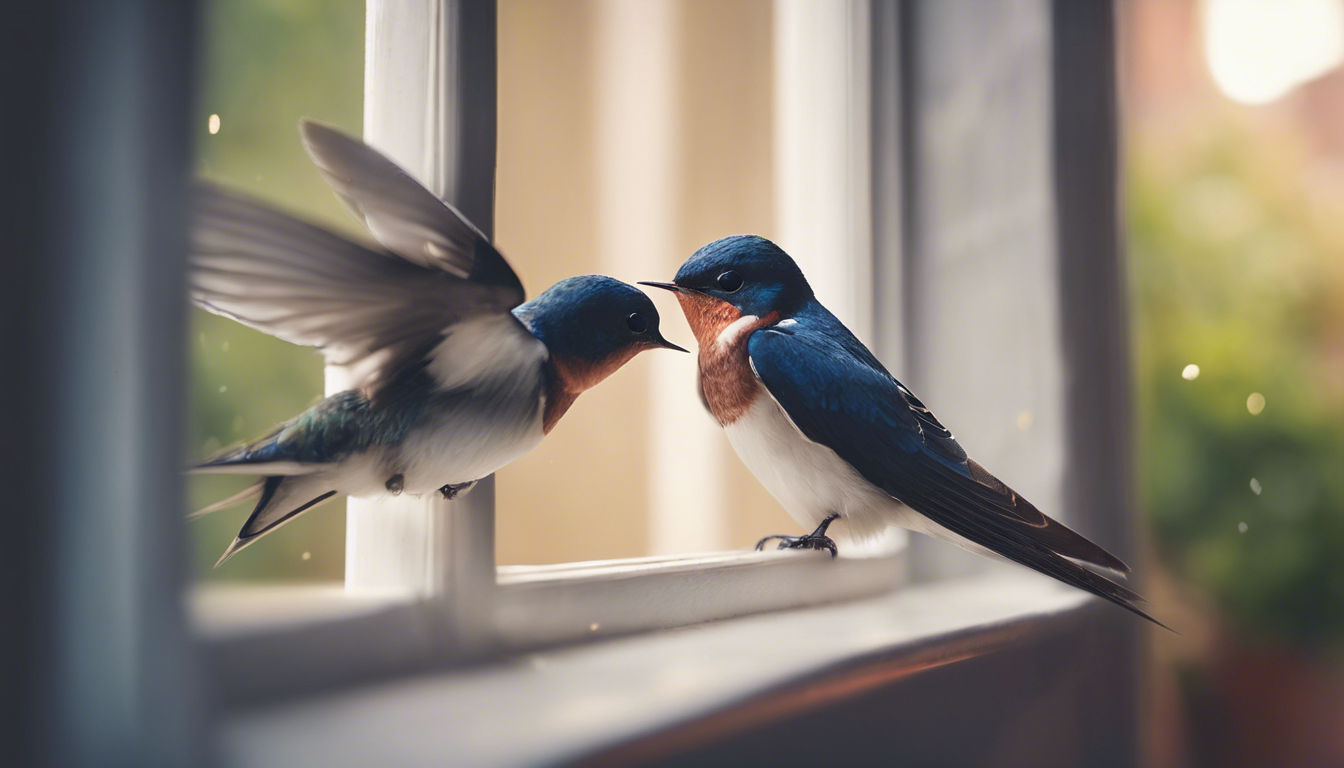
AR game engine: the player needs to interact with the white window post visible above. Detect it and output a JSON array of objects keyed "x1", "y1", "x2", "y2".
[
  {"x1": 344, "y1": 0, "x2": 498, "y2": 652},
  {"x1": 774, "y1": 0, "x2": 875, "y2": 345},
  {"x1": 774, "y1": 0, "x2": 905, "y2": 555}
]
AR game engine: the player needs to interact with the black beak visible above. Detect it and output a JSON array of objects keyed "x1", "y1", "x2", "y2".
[
  {"x1": 637, "y1": 282, "x2": 691, "y2": 351},
  {"x1": 651, "y1": 333, "x2": 689, "y2": 353},
  {"x1": 638, "y1": 281, "x2": 681, "y2": 294}
]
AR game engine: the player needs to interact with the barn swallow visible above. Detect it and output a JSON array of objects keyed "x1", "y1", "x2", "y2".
[
  {"x1": 190, "y1": 120, "x2": 684, "y2": 566},
  {"x1": 643, "y1": 235, "x2": 1166, "y2": 627}
]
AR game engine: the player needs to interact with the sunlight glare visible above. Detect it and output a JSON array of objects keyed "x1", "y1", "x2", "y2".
[{"x1": 1203, "y1": 0, "x2": 1344, "y2": 105}]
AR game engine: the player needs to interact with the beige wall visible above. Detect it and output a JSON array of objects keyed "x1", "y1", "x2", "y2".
[{"x1": 495, "y1": 0, "x2": 790, "y2": 564}]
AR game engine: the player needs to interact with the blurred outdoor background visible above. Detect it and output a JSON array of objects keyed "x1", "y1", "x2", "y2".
[
  {"x1": 1124, "y1": 1, "x2": 1344, "y2": 764},
  {"x1": 187, "y1": 0, "x2": 1344, "y2": 762}
]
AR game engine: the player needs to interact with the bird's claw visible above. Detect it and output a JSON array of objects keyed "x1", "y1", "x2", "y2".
[
  {"x1": 754, "y1": 533, "x2": 838, "y2": 558},
  {"x1": 438, "y1": 481, "x2": 476, "y2": 500},
  {"x1": 754, "y1": 513, "x2": 841, "y2": 558}
]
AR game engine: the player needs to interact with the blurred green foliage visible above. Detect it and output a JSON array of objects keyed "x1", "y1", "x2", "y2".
[
  {"x1": 188, "y1": 0, "x2": 363, "y2": 582},
  {"x1": 1131, "y1": 115, "x2": 1344, "y2": 647}
]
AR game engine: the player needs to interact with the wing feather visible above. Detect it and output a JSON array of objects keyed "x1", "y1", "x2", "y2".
[
  {"x1": 747, "y1": 323, "x2": 1166, "y2": 628},
  {"x1": 298, "y1": 119, "x2": 524, "y2": 297},
  {"x1": 189, "y1": 182, "x2": 518, "y2": 397},
  {"x1": 189, "y1": 122, "x2": 527, "y2": 398}
]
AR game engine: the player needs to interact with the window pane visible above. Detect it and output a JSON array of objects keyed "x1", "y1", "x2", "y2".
[
  {"x1": 495, "y1": 0, "x2": 820, "y2": 564},
  {"x1": 188, "y1": 0, "x2": 364, "y2": 582}
]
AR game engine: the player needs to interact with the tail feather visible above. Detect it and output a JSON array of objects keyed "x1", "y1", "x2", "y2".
[
  {"x1": 213, "y1": 476, "x2": 339, "y2": 567},
  {"x1": 1047, "y1": 552, "x2": 1176, "y2": 632},
  {"x1": 963, "y1": 458, "x2": 1131, "y2": 575},
  {"x1": 191, "y1": 427, "x2": 326, "y2": 476},
  {"x1": 1023, "y1": 503, "x2": 1131, "y2": 577},
  {"x1": 896, "y1": 465, "x2": 1174, "y2": 631},
  {"x1": 938, "y1": 502, "x2": 1173, "y2": 630},
  {"x1": 188, "y1": 480, "x2": 265, "y2": 520}
]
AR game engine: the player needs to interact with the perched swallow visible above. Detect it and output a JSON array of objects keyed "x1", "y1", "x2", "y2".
[
  {"x1": 190, "y1": 120, "x2": 684, "y2": 566},
  {"x1": 644, "y1": 235, "x2": 1166, "y2": 627}
]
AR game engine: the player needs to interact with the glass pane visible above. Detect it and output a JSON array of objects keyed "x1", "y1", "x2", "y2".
[
  {"x1": 188, "y1": 0, "x2": 364, "y2": 582},
  {"x1": 495, "y1": 0, "x2": 792, "y2": 564}
]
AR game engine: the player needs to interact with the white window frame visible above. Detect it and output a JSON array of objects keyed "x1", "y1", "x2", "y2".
[
  {"x1": 193, "y1": 7, "x2": 1145, "y2": 765},
  {"x1": 19, "y1": 0, "x2": 1144, "y2": 763},
  {"x1": 192, "y1": 0, "x2": 908, "y2": 708}
]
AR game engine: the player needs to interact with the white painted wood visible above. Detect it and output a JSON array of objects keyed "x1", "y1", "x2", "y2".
[
  {"x1": 221, "y1": 575, "x2": 1089, "y2": 768},
  {"x1": 494, "y1": 547, "x2": 904, "y2": 649},
  {"x1": 193, "y1": 546, "x2": 905, "y2": 709},
  {"x1": 344, "y1": 0, "x2": 497, "y2": 652},
  {"x1": 774, "y1": 0, "x2": 875, "y2": 344}
]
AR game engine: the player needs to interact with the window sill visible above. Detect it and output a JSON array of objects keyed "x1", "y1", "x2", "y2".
[
  {"x1": 219, "y1": 574, "x2": 1093, "y2": 768},
  {"x1": 193, "y1": 545, "x2": 906, "y2": 708}
]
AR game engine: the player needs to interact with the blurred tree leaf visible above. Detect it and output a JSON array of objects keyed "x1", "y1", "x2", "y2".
[{"x1": 1132, "y1": 115, "x2": 1344, "y2": 647}]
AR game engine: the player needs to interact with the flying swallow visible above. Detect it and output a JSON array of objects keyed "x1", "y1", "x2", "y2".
[
  {"x1": 190, "y1": 120, "x2": 684, "y2": 566},
  {"x1": 644, "y1": 235, "x2": 1166, "y2": 628}
]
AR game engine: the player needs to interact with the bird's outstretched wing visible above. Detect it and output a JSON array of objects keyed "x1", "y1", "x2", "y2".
[
  {"x1": 747, "y1": 323, "x2": 1168, "y2": 629},
  {"x1": 189, "y1": 122, "x2": 525, "y2": 399},
  {"x1": 298, "y1": 120, "x2": 523, "y2": 296}
]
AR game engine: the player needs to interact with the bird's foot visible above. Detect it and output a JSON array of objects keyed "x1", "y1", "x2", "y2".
[
  {"x1": 754, "y1": 513, "x2": 841, "y2": 558},
  {"x1": 755, "y1": 533, "x2": 838, "y2": 558},
  {"x1": 385, "y1": 474, "x2": 405, "y2": 495},
  {"x1": 438, "y1": 481, "x2": 477, "y2": 501}
]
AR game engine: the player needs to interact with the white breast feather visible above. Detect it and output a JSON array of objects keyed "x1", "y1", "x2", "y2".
[
  {"x1": 726, "y1": 385, "x2": 1003, "y2": 556},
  {"x1": 388, "y1": 313, "x2": 549, "y2": 494},
  {"x1": 725, "y1": 394, "x2": 903, "y2": 542},
  {"x1": 716, "y1": 314, "x2": 761, "y2": 350}
]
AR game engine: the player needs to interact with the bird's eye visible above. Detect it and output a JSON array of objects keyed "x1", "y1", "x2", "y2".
[
  {"x1": 626, "y1": 312, "x2": 647, "y2": 333},
  {"x1": 717, "y1": 270, "x2": 743, "y2": 293}
]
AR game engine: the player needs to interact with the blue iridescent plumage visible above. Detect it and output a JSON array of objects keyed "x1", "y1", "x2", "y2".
[{"x1": 648, "y1": 235, "x2": 1167, "y2": 629}]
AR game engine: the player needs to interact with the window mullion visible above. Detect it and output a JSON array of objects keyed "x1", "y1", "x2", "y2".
[
  {"x1": 343, "y1": 0, "x2": 497, "y2": 653},
  {"x1": 773, "y1": 0, "x2": 906, "y2": 558},
  {"x1": 774, "y1": 0, "x2": 875, "y2": 344}
]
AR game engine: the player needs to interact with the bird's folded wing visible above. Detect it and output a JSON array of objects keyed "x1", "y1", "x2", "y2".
[
  {"x1": 298, "y1": 120, "x2": 524, "y2": 299},
  {"x1": 747, "y1": 326, "x2": 1166, "y2": 628},
  {"x1": 190, "y1": 183, "x2": 520, "y2": 398}
]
